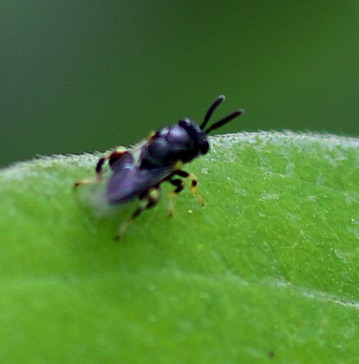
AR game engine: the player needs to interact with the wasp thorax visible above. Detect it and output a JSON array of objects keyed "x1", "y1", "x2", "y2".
[{"x1": 140, "y1": 120, "x2": 209, "y2": 168}]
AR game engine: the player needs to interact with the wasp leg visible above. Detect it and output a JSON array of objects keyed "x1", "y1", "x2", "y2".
[
  {"x1": 74, "y1": 157, "x2": 106, "y2": 187},
  {"x1": 173, "y1": 170, "x2": 205, "y2": 207},
  {"x1": 74, "y1": 148, "x2": 128, "y2": 187},
  {"x1": 168, "y1": 178, "x2": 185, "y2": 217},
  {"x1": 115, "y1": 187, "x2": 161, "y2": 241}
]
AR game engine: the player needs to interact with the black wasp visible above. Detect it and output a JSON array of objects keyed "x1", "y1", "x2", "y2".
[{"x1": 75, "y1": 95, "x2": 244, "y2": 240}]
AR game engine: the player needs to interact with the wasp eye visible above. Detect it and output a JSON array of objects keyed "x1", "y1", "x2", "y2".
[{"x1": 199, "y1": 140, "x2": 210, "y2": 155}]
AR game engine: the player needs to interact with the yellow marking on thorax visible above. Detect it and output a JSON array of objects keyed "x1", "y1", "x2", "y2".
[{"x1": 173, "y1": 160, "x2": 185, "y2": 170}]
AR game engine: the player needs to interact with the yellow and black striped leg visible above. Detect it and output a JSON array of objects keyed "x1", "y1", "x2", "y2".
[
  {"x1": 115, "y1": 187, "x2": 161, "y2": 241},
  {"x1": 174, "y1": 170, "x2": 205, "y2": 207},
  {"x1": 167, "y1": 170, "x2": 205, "y2": 216},
  {"x1": 168, "y1": 178, "x2": 185, "y2": 217}
]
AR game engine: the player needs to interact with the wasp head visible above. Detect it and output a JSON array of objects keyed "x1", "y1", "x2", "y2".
[{"x1": 141, "y1": 95, "x2": 243, "y2": 168}]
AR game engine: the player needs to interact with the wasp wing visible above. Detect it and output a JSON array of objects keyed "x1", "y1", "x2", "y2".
[{"x1": 106, "y1": 152, "x2": 172, "y2": 204}]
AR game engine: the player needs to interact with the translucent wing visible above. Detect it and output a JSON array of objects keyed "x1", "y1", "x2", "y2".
[{"x1": 106, "y1": 152, "x2": 171, "y2": 204}]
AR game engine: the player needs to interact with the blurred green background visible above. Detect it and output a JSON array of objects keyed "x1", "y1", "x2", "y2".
[{"x1": 1, "y1": 1, "x2": 359, "y2": 167}]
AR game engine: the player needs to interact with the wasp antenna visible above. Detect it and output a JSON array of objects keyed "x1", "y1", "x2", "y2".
[
  {"x1": 200, "y1": 95, "x2": 226, "y2": 131},
  {"x1": 204, "y1": 109, "x2": 244, "y2": 134}
]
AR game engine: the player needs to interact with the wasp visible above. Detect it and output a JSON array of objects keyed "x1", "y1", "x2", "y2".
[{"x1": 75, "y1": 95, "x2": 244, "y2": 240}]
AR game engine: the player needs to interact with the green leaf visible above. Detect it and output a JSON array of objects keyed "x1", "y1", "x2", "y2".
[{"x1": 0, "y1": 132, "x2": 358, "y2": 363}]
